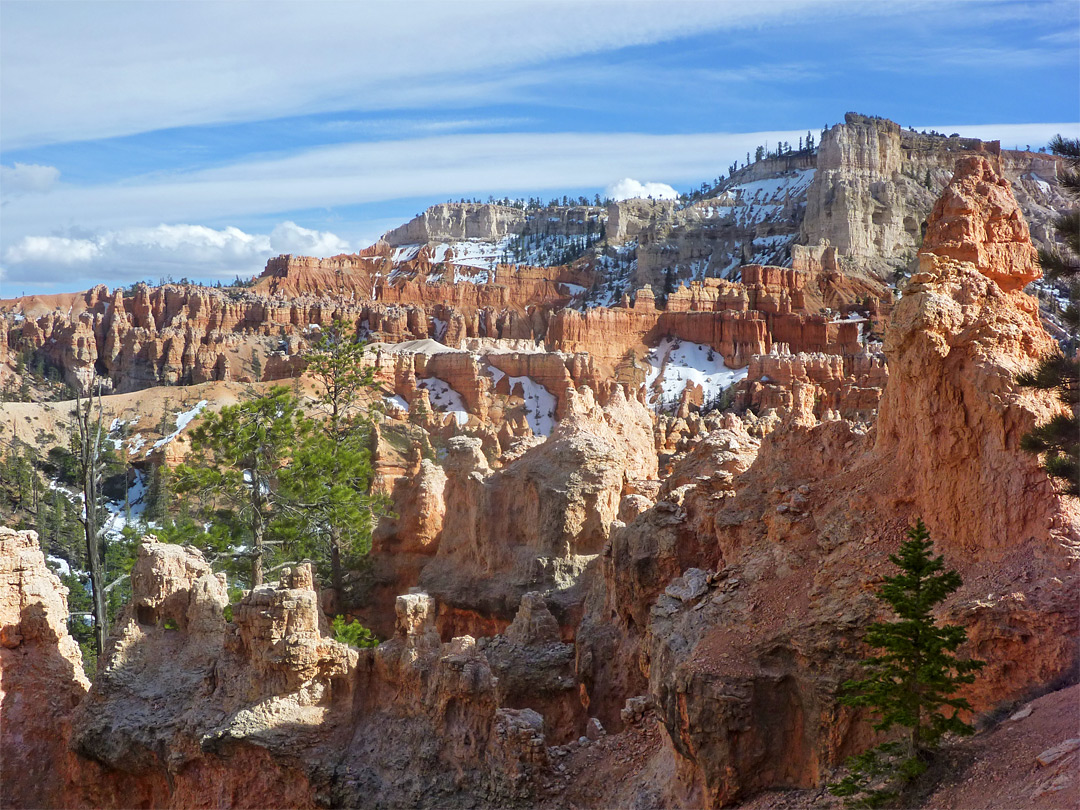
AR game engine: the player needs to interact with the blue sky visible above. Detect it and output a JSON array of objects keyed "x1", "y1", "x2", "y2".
[{"x1": 1, "y1": 0, "x2": 1077, "y2": 296}]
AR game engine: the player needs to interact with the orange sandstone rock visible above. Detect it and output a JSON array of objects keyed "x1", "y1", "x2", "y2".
[
  {"x1": 0, "y1": 527, "x2": 90, "y2": 810},
  {"x1": 920, "y1": 155, "x2": 1041, "y2": 292}
]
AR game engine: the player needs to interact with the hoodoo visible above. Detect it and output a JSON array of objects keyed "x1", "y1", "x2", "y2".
[{"x1": 2, "y1": 71, "x2": 1077, "y2": 810}]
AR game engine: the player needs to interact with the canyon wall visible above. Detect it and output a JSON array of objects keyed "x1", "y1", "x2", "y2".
[
  {"x1": 382, "y1": 203, "x2": 528, "y2": 245},
  {"x1": 573, "y1": 154, "x2": 1079, "y2": 806},
  {"x1": 801, "y1": 112, "x2": 1070, "y2": 279}
]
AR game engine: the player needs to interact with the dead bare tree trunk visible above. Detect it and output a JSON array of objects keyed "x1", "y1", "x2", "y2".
[{"x1": 75, "y1": 381, "x2": 108, "y2": 656}]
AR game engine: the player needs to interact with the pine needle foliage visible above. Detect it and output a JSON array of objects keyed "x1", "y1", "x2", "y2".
[
  {"x1": 1021, "y1": 134, "x2": 1080, "y2": 496},
  {"x1": 830, "y1": 520, "x2": 984, "y2": 808},
  {"x1": 174, "y1": 387, "x2": 304, "y2": 587},
  {"x1": 276, "y1": 319, "x2": 388, "y2": 600},
  {"x1": 305, "y1": 319, "x2": 377, "y2": 436},
  {"x1": 332, "y1": 615, "x2": 379, "y2": 648}
]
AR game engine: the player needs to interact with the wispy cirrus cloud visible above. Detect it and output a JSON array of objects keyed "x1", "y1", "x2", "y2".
[
  {"x1": 1, "y1": 130, "x2": 812, "y2": 237},
  {"x1": 0, "y1": 0, "x2": 933, "y2": 149},
  {"x1": 315, "y1": 117, "x2": 536, "y2": 138}
]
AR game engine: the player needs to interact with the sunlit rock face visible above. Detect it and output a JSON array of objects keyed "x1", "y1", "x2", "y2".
[
  {"x1": 1, "y1": 116, "x2": 1077, "y2": 810},
  {"x1": 573, "y1": 154, "x2": 1078, "y2": 807},
  {"x1": 0, "y1": 527, "x2": 90, "y2": 810}
]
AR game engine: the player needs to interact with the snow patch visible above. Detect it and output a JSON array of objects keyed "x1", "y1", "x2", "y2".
[
  {"x1": 508, "y1": 376, "x2": 557, "y2": 436},
  {"x1": 418, "y1": 377, "x2": 470, "y2": 427},
  {"x1": 128, "y1": 434, "x2": 146, "y2": 455},
  {"x1": 644, "y1": 338, "x2": 748, "y2": 410},
  {"x1": 47, "y1": 555, "x2": 71, "y2": 576},
  {"x1": 152, "y1": 400, "x2": 209, "y2": 451},
  {"x1": 432, "y1": 317, "x2": 448, "y2": 341}
]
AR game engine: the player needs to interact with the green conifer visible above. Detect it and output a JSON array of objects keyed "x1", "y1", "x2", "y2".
[
  {"x1": 831, "y1": 519, "x2": 984, "y2": 807},
  {"x1": 277, "y1": 320, "x2": 386, "y2": 602},
  {"x1": 174, "y1": 387, "x2": 303, "y2": 586}
]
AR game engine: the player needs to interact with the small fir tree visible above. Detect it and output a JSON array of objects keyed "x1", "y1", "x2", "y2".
[
  {"x1": 332, "y1": 615, "x2": 379, "y2": 648},
  {"x1": 830, "y1": 519, "x2": 984, "y2": 808}
]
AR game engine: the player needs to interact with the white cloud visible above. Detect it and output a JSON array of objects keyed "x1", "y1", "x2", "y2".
[
  {"x1": 1, "y1": 162, "x2": 60, "y2": 195},
  {"x1": 1, "y1": 222, "x2": 350, "y2": 287},
  {"x1": 4, "y1": 234, "x2": 99, "y2": 265},
  {"x1": 605, "y1": 178, "x2": 680, "y2": 202},
  {"x1": 270, "y1": 221, "x2": 351, "y2": 256}
]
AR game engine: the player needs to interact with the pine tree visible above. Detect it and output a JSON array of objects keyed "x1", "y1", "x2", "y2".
[
  {"x1": 145, "y1": 462, "x2": 171, "y2": 524},
  {"x1": 1018, "y1": 134, "x2": 1079, "y2": 496},
  {"x1": 277, "y1": 428, "x2": 382, "y2": 603},
  {"x1": 304, "y1": 319, "x2": 376, "y2": 433},
  {"x1": 831, "y1": 519, "x2": 984, "y2": 807},
  {"x1": 276, "y1": 320, "x2": 386, "y2": 602},
  {"x1": 174, "y1": 387, "x2": 304, "y2": 586}
]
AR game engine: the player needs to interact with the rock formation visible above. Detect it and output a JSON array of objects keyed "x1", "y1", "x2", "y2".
[
  {"x1": 1, "y1": 116, "x2": 1077, "y2": 810},
  {"x1": 367, "y1": 384, "x2": 656, "y2": 641},
  {"x1": 0, "y1": 528, "x2": 90, "y2": 810},
  {"x1": 9, "y1": 539, "x2": 557, "y2": 809},
  {"x1": 572, "y1": 154, "x2": 1078, "y2": 807},
  {"x1": 801, "y1": 112, "x2": 1070, "y2": 281},
  {"x1": 381, "y1": 203, "x2": 528, "y2": 245},
  {"x1": 734, "y1": 344, "x2": 887, "y2": 422}
]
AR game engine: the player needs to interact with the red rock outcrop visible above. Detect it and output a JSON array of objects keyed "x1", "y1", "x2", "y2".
[
  {"x1": 547, "y1": 271, "x2": 862, "y2": 374},
  {"x1": 5, "y1": 251, "x2": 865, "y2": 397},
  {"x1": 919, "y1": 155, "x2": 1041, "y2": 292},
  {"x1": 259, "y1": 253, "x2": 379, "y2": 298},
  {"x1": 574, "y1": 153, "x2": 1079, "y2": 807},
  {"x1": 0, "y1": 527, "x2": 90, "y2": 810},
  {"x1": 734, "y1": 344, "x2": 887, "y2": 422}
]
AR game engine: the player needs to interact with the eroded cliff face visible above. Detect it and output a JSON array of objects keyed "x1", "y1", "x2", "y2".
[
  {"x1": 801, "y1": 112, "x2": 1070, "y2": 280},
  {"x1": 366, "y1": 384, "x2": 657, "y2": 641},
  {"x1": 0, "y1": 528, "x2": 90, "y2": 810},
  {"x1": 573, "y1": 154, "x2": 1079, "y2": 807},
  {"x1": 37, "y1": 540, "x2": 559, "y2": 809}
]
